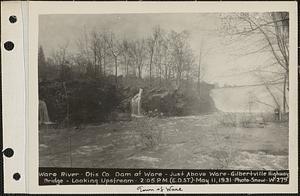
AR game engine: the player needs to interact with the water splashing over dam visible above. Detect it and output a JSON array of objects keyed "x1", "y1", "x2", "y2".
[{"x1": 131, "y1": 88, "x2": 143, "y2": 117}]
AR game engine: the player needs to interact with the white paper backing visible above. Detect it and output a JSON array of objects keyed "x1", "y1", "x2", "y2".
[{"x1": 1, "y1": 1, "x2": 27, "y2": 193}]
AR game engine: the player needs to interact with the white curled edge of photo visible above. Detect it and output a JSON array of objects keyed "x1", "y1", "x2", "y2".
[
  {"x1": 1, "y1": 1, "x2": 27, "y2": 193},
  {"x1": 1, "y1": 1, "x2": 297, "y2": 194}
]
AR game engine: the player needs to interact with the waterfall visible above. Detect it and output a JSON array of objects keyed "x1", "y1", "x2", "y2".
[
  {"x1": 39, "y1": 100, "x2": 50, "y2": 125},
  {"x1": 131, "y1": 88, "x2": 143, "y2": 117}
]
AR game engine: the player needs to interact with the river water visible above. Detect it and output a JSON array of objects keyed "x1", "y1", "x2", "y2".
[{"x1": 210, "y1": 83, "x2": 287, "y2": 113}]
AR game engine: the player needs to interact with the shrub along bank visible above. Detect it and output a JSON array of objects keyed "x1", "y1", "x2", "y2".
[{"x1": 39, "y1": 77, "x2": 216, "y2": 127}]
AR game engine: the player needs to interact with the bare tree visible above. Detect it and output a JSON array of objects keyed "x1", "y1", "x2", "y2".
[
  {"x1": 90, "y1": 31, "x2": 101, "y2": 77},
  {"x1": 221, "y1": 12, "x2": 289, "y2": 114},
  {"x1": 153, "y1": 28, "x2": 166, "y2": 84},
  {"x1": 254, "y1": 71, "x2": 282, "y2": 120},
  {"x1": 76, "y1": 29, "x2": 111, "y2": 78},
  {"x1": 119, "y1": 39, "x2": 131, "y2": 77},
  {"x1": 130, "y1": 39, "x2": 146, "y2": 79},
  {"x1": 105, "y1": 32, "x2": 122, "y2": 85},
  {"x1": 52, "y1": 43, "x2": 69, "y2": 66},
  {"x1": 38, "y1": 45, "x2": 47, "y2": 80},
  {"x1": 146, "y1": 26, "x2": 162, "y2": 85},
  {"x1": 160, "y1": 35, "x2": 173, "y2": 84},
  {"x1": 168, "y1": 30, "x2": 192, "y2": 88},
  {"x1": 101, "y1": 31, "x2": 110, "y2": 77},
  {"x1": 76, "y1": 29, "x2": 93, "y2": 76},
  {"x1": 196, "y1": 40, "x2": 207, "y2": 89},
  {"x1": 50, "y1": 26, "x2": 203, "y2": 91},
  {"x1": 51, "y1": 42, "x2": 70, "y2": 81}
]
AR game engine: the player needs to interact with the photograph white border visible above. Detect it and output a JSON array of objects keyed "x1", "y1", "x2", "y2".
[{"x1": 4, "y1": 1, "x2": 298, "y2": 194}]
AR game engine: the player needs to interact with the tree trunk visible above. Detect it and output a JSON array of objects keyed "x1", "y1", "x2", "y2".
[
  {"x1": 164, "y1": 65, "x2": 168, "y2": 81},
  {"x1": 99, "y1": 51, "x2": 103, "y2": 77},
  {"x1": 98, "y1": 57, "x2": 102, "y2": 77},
  {"x1": 103, "y1": 55, "x2": 106, "y2": 77},
  {"x1": 124, "y1": 55, "x2": 127, "y2": 76},
  {"x1": 283, "y1": 74, "x2": 287, "y2": 113},
  {"x1": 138, "y1": 64, "x2": 142, "y2": 79},
  {"x1": 94, "y1": 49, "x2": 97, "y2": 78},
  {"x1": 197, "y1": 51, "x2": 201, "y2": 90},
  {"x1": 149, "y1": 58, "x2": 152, "y2": 85},
  {"x1": 126, "y1": 59, "x2": 129, "y2": 76},
  {"x1": 149, "y1": 48, "x2": 154, "y2": 86},
  {"x1": 114, "y1": 57, "x2": 118, "y2": 85},
  {"x1": 158, "y1": 59, "x2": 162, "y2": 84},
  {"x1": 63, "y1": 82, "x2": 70, "y2": 128},
  {"x1": 177, "y1": 71, "x2": 182, "y2": 88}
]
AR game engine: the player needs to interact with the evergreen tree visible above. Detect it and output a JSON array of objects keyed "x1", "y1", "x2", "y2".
[{"x1": 38, "y1": 45, "x2": 47, "y2": 81}]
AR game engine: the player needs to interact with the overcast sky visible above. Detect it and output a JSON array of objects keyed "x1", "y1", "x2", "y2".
[{"x1": 39, "y1": 13, "x2": 273, "y2": 86}]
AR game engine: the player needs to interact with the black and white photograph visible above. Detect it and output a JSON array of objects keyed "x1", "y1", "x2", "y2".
[{"x1": 38, "y1": 12, "x2": 289, "y2": 170}]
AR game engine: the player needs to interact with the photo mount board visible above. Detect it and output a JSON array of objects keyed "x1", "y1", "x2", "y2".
[{"x1": 1, "y1": 1, "x2": 298, "y2": 194}]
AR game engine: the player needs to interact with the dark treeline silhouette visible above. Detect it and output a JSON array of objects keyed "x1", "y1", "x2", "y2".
[{"x1": 38, "y1": 26, "x2": 216, "y2": 127}]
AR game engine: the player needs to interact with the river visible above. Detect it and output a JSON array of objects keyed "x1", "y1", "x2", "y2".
[{"x1": 210, "y1": 83, "x2": 287, "y2": 113}]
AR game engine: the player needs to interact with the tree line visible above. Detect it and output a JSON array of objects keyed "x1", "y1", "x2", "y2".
[
  {"x1": 38, "y1": 26, "x2": 214, "y2": 125},
  {"x1": 39, "y1": 26, "x2": 204, "y2": 90}
]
